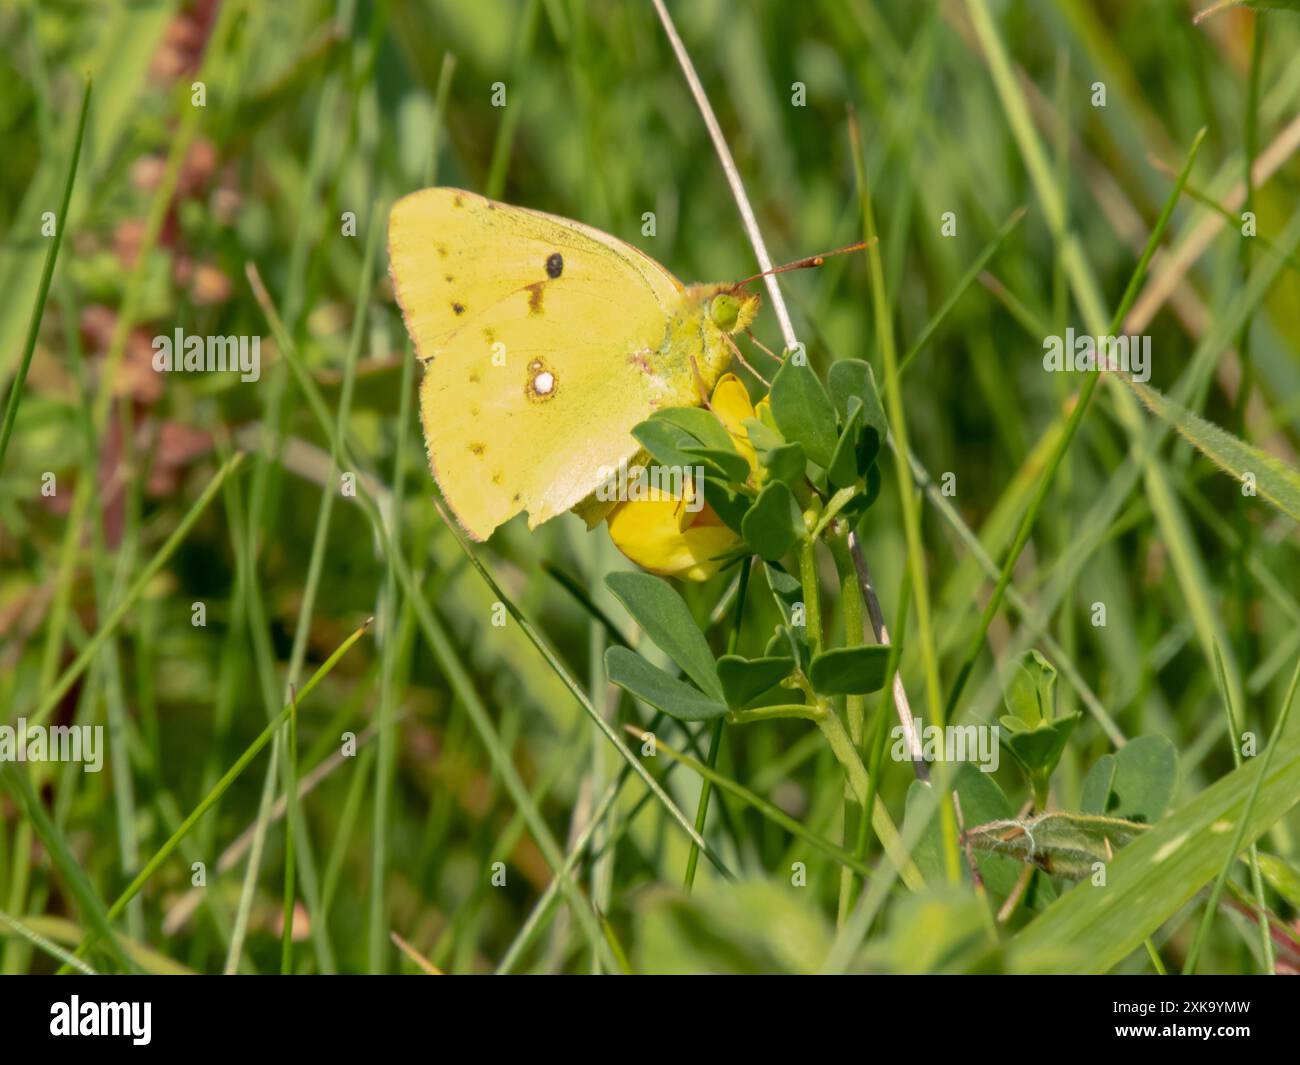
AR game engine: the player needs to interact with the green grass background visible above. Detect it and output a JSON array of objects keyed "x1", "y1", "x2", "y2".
[{"x1": 2, "y1": 0, "x2": 1299, "y2": 974}]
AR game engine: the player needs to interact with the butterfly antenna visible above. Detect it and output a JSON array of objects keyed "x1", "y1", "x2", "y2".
[
  {"x1": 724, "y1": 332, "x2": 771, "y2": 388},
  {"x1": 730, "y1": 239, "x2": 874, "y2": 290}
]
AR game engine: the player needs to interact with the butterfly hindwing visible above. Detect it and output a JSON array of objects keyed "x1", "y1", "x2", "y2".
[{"x1": 388, "y1": 188, "x2": 687, "y2": 540}]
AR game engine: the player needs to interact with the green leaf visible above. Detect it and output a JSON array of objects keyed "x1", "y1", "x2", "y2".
[
  {"x1": 1003, "y1": 650, "x2": 1058, "y2": 727},
  {"x1": 682, "y1": 444, "x2": 750, "y2": 484},
  {"x1": 605, "y1": 572, "x2": 723, "y2": 701},
  {"x1": 717, "y1": 654, "x2": 796, "y2": 708},
  {"x1": 1079, "y1": 754, "x2": 1117, "y2": 817},
  {"x1": 1080, "y1": 735, "x2": 1177, "y2": 825},
  {"x1": 999, "y1": 714, "x2": 1080, "y2": 780},
  {"x1": 808, "y1": 645, "x2": 891, "y2": 695},
  {"x1": 827, "y1": 400, "x2": 865, "y2": 490},
  {"x1": 762, "y1": 567, "x2": 812, "y2": 669},
  {"x1": 633, "y1": 409, "x2": 744, "y2": 482},
  {"x1": 965, "y1": 812, "x2": 1148, "y2": 880},
  {"x1": 632, "y1": 419, "x2": 699, "y2": 472},
  {"x1": 827, "y1": 358, "x2": 887, "y2": 465},
  {"x1": 742, "y1": 416, "x2": 785, "y2": 452},
  {"x1": 770, "y1": 357, "x2": 838, "y2": 469},
  {"x1": 997, "y1": 651, "x2": 1077, "y2": 788},
  {"x1": 701, "y1": 476, "x2": 751, "y2": 534},
  {"x1": 649, "y1": 406, "x2": 739, "y2": 455},
  {"x1": 605, "y1": 647, "x2": 728, "y2": 722},
  {"x1": 764, "y1": 562, "x2": 803, "y2": 626},
  {"x1": 1128, "y1": 379, "x2": 1300, "y2": 523},
  {"x1": 850, "y1": 463, "x2": 882, "y2": 517},
  {"x1": 1009, "y1": 725, "x2": 1300, "y2": 973},
  {"x1": 760, "y1": 441, "x2": 807, "y2": 486},
  {"x1": 741, "y1": 480, "x2": 803, "y2": 561}
]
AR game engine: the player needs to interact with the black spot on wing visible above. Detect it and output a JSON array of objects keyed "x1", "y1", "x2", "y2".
[{"x1": 545, "y1": 252, "x2": 563, "y2": 279}]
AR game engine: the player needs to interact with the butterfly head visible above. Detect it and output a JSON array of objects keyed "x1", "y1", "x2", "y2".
[{"x1": 707, "y1": 288, "x2": 761, "y2": 335}]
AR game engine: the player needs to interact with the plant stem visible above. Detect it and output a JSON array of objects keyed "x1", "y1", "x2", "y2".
[
  {"x1": 831, "y1": 534, "x2": 866, "y2": 924},
  {"x1": 829, "y1": 535, "x2": 867, "y2": 745},
  {"x1": 727, "y1": 704, "x2": 825, "y2": 724},
  {"x1": 855, "y1": 566, "x2": 914, "y2": 897},
  {"x1": 798, "y1": 537, "x2": 823, "y2": 651},
  {"x1": 848, "y1": 532, "x2": 928, "y2": 780},
  {"x1": 651, "y1": 0, "x2": 799, "y2": 350},
  {"x1": 684, "y1": 556, "x2": 751, "y2": 890},
  {"x1": 813, "y1": 709, "x2": 922, "y2": 889}
]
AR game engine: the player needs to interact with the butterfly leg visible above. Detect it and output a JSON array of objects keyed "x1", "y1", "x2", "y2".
[
  {"x1": 723, "y1": 332, "x2": 771, "y2": 388},
  {"x1": 688, "y1": 354, "x2": 713, "y2": 410}
]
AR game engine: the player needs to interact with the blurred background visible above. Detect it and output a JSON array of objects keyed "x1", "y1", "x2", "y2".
[{"x1": 2, "y1": 0, "x2": 1299, "y2": 974}]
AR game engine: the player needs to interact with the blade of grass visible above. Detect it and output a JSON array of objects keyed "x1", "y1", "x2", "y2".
[
  {"x1": 1010, "y1": 680, "x2": 1300, "y2": 974},
  {"x1": 367, "y1": 45, "x2": 456, "y2": 977},
  {"x1": 892, "y1": 204, "x2": 1027, "y2": 383},
  {"x1": 0, "y1": 78, "x2": 91, "y2": 471},
  {"x1": 641, "y1": 726, "x2": 922, "y2": 888},
  {"x1": 0, "y1": 910, "x2": 97, "y2": 975},
  {"x1": 248, "y1": 269, "x2": 623, "y2": 966},
  {"x1": 280, "y1": 692, "x2": 299, "y2": 974},
  {"x1": 19, "y1": 452, "x2": 245, "y2": 729},
  {"x1": 432, "y1": 499, "x2": 731, "y2": 876},
  {"x1": 849, "y1": 106, "x2": 960, "y2": 884},
  {"x1": 651, "y1": 0, "x2": 798, "y2": 348},
  {"x1": 0, "y1": 763, "x2": 135, "y2": 972},
  {"x1": 391, "y1": 931, "x2": 442, "y2": 975},
  {"x1": 1125, "y1": 378, "x2": 1300, "y2": 522},
  {"x1": 1183, "y1": 654, "x2": 1300, "y2": 974},
  {"x1": 941, "y1": 123, "x2": 1207, "y2": 719},
  {"x1": 1210, "y1": 644, "x2": 1274, "y2": 972},
  {"x1": 58, "y1": 618, "x2": 373, "y2": 971},
  {"x1": 225, "y1": 730, "x2": 280, "y2": 975}
]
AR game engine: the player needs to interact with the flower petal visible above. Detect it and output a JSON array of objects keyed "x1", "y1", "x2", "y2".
[{"x1": 710, "y1": 373, "x2": 759, "y2": 474}]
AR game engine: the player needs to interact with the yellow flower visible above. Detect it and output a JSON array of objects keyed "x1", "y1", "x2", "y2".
[
  {"x1": 709, "y1": 373, "x2": 760, "y2": 473},
  {"x1": 602, "y1": 373, "x2": 761, "y2": 581}
]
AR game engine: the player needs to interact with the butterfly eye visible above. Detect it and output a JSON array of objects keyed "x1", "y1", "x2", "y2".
[{"x1": 709, "y1": 294, "x2": 740, "y2": 332}]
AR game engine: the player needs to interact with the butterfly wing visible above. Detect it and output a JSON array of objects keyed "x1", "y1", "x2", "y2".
[{"x1": 388, "y1": 187, "x2": 688, "y2": 540}]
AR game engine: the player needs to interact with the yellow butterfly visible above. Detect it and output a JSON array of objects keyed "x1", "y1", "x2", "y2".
[{"x1": 387, "y1": 187, "x2": 761, "y2": 541}]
